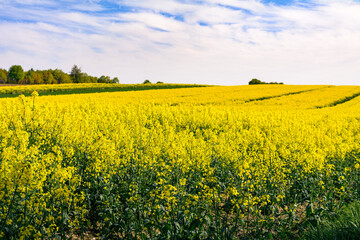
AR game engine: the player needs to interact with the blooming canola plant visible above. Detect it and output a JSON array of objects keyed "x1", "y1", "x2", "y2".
[{"x1": 1, "y1": 85, "x2": 360, "y2": 239}]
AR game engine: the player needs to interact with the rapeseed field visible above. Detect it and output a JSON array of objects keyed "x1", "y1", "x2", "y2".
[
  {"x1": 1, "y1": 85, "x2": 360, "y2": 239},
  {"x1": 0, "y1": 83, "x2": 207, "y2": 96}
]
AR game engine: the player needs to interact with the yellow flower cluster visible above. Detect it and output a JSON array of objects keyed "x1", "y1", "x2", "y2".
[
  {"x1": 0, "y1": 83, "x2": 206, "y2": 95},
  {"x1": 1, "y1": 85, "x2": 360, "y2": 239}
]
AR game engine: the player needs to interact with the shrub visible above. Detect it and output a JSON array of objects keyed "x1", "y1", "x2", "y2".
[{"x1": 249, "y1": 78, "x2": 263, "y2": 85}]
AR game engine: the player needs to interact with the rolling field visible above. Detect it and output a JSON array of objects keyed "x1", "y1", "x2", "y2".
[
  {"x1": 1, "y1": 85, "x2": 360, "y2": 239},
  {"x1": 0, "y1": 83, "x2": 208, "y2": 98}
]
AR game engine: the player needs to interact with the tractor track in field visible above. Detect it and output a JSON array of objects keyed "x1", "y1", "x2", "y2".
[
  {"x1": 242, "y1": 86, "x2": 333, "y2": 104},
  {"x1": 315, "y1": 91, "x2": 360, "y2": 109}
]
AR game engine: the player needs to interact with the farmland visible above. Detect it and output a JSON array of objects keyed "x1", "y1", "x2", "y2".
[
  {"x1": 1, "y1": 84, "x2": 360, "y2": 239},
  {"x1": 0, "y1": 83, "x2": 208, "y2": 98}
]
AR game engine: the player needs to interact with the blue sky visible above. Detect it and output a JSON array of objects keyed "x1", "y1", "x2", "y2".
[{"x1": 1, "y1": 0, "x2": 360, "y2": 85}]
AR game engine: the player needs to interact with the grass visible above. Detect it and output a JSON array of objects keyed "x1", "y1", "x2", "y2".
[{"x1": 304, "y1": 201, "x2": 360, "y2": 240}]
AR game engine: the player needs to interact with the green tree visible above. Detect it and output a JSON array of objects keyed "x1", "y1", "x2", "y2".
[
  {"x1": 8, "y1": 65, "x2": 25, "y2": 84},
  {"x1": 52, "y1": 69, "x2": 72, "y2": 84},
  {"x1": 88, "y1": 76, "x2": 98, "y2": 83},
  {"x1": 18, "y1": 74, "x2": 29, "y2": 84},
  {"x1": 111, "y1": 77, "x2": 119, "y2": 84},
  {"x1": 81, "y1": 73, "x2": 95, "y2": 83},
  {"x1": 43, "y1": 70, "x2": 57, "y2": 84},
  {"x1": 249, "y1": 78, "x2": 284, "y2": 85},
  {"x1": 23, "y1": 69, "x2": 35, "y2": 84},
  {"x1": 143, "y1": 79, "x2": 151, "y2": 84},
  {"x1": 33, "y1": 71, "x2": 44, "y2": 84},
  {"x1": 21, "y1": 69, "x2": 44, "y2": 84},
  {"x1": 98, "y1": 75, "x2": 111, "y2": 83},
  {"x1": 70, "y1": 65, "x2": 82, "y2": 83},
  {"x1": 249, "y1": 78, "x2": 264, "y2": 85},
  {"x1": 0, "y1": 68, "x2": 7, "y2": 84}
]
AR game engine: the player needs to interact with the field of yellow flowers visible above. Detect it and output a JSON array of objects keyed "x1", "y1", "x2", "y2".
[
  {"x1": 0, "y1": 83, "x2": 206, "y2": 96},
  {"x1": 1, "y1": 85, "x2": 360, "y2": 239}
]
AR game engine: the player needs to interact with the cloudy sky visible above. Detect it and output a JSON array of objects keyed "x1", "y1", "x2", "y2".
[{"x1": 0, "y1": 0, "x2": 360, "y2": 85}]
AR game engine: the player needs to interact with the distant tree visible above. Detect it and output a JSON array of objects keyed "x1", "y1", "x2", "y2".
[
  {"x1": 81, "y1": 74, "x2": 89, "y2": 83},
  {"x1": 1, "y1": 65, "x2": 116, "y2": 85},
  {"x1": 156, "y1": 81, "x2": 164, "y2": 84},
  {"x1": 111, "y1": 77, "x2": 119, "y2": 84},
  {"x1": 269, "y1": 82, "x2": 284, "y2": 84},
  {"x1": 248, "y1": 78, "x2": 284, "y2": 85},
  {"x1": 0, "y1": 68, "x2": 7, "y2": 84},
  {"x1": 70, "y1": 65, "x2": 82, "y2": 83},
  {"x1": 22, "y1": 69, "x2": 35, "y2": 84},
  {"x1": 33, "y1": 71, "x2": 44, "y2": 84},
  {"x1": 143, "y1": 79, "x2": 151, "y2": 84},
  {"x1": 88, "y1": 76, "x2": 98, "y2": 83},
  {"x1": 52, "y1": 69, "x2": 72, "y2": 84},
  {"x1": 98, "y1": 75, "x2": 111, "y2": 83},
  {"x1": 18, "y1": 73, "x2": 29, "y2": 84},
  {"x1": 43, "y1": 70, "x2": 57, "y2": 84},
  {"x1": 79, "y1": 73, "x2": 90, "y2": 83},
  {"x1": 8, "y1": 65, "x2": 25, "y2": 84},
  {"x1": 248, "y1": 78, "x2": 263, "y2": 85}
]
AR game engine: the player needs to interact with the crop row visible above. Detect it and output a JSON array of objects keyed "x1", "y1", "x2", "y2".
[{"x1": 0, "y1": 87, "x2": 360, "y2": 239}]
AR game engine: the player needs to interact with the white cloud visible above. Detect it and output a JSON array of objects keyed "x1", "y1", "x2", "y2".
[{"x1": 0, "y1": 0, "x2": 360, "y2": 85}]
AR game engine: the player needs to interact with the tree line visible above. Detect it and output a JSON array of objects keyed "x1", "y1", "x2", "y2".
[
  {"x1": 0, "y1": 65, "x2": 119, "y2": 84},
  {"x1": 249, "y1": 78, "x2": 284, "y2": 85}
]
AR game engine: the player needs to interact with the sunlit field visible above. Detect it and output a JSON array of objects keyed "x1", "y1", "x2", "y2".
[
  {"x1": 0, "y1": 83, "x2": 207, "y2": 97},
  {"x1": 1, "y1": 85, "x2": 360, "y2": 239}
]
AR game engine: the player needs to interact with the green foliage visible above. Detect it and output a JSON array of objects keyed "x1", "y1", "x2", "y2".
[
  {"x1": 2, "y1": 64, "x2": 121, "y2": 85},
  {"x1": 52, "y1": 69, "x2": 72, "y2": 84},
  {"x1": 305, "y1": 201, "x2": 360, "y2": 240},
  {"x1": 22, "y1": 70, "x2": 44, "y2": 84},
  {"x1": 21, "y1": 69, "x2": 34, "y2": 84},
  {"x1": 249, "y1": 78, "x2": 264, "y2": 85},
  {"x1": 8, "y1": 65, "x2": 25, "y2": 84},
  {"x1": 156, "y1": 81, "x2": 164, "y2": 84},
  {"x1": 70, "y1": 65, "x2": 82, "y2": 83},
  {"x1": 70, "y1": 65, "x2": 99, "y2": 83},
  {"x1": 81, "y1": 73, "x2": 97, "y2": 83},
  {"x1": 0, "y1": 69, "x2": 7, "y2": 84},
  {"x1": 98, "y1": 75, "x2": 111, "y2": 83},
  {"x1": 143, "y1": 79, "x2": 151, "y2": 84},
  {"x1": 33, "y1": 71, "x2": 44, "y2": 84},
  {"x1": 269, "y1": 82, "x2": 284, "y2": 84},
  {"x1": 43, "y1": 70, "x2": 57, "y2": 84},
  {"x1": 249, "y1": 78, "x2": 284, "y2": 85},
  {"x1": 111, "y1": 77, "x2": 119, "y2": 84}
]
